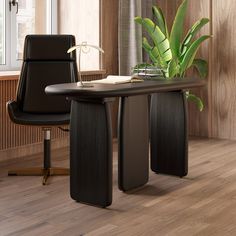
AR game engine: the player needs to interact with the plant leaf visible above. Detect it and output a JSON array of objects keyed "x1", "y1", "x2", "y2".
[
  {"x1": 166, "y1": 59, "x2": 180, "y2": 79},
  {"x1": 135, "y1": 17, "x2": 172, "y2": 67},
  {"x1": 170, "y1": 0, "x2": 188, "y2": 58},
  {"x1": 180, "y1": 35, "x2": 210, "y2": 74},
  {"x1": 192, "y1": 58, "x2": 208, "y2": 78},
  {"x1": 181, "y1": 18, "x2": 209, "y2": 57},
  {"x1": 134, "y1": 16, "x2": 143, "y2": 24},
  {"x1": 142, "y1": 37, "x2": 161, "y2": 64},
  {"x1": 186, "y1": 92, "x2": 204, "y2": 111},
  {"x1": 152, "y1": 6, "x2": 169, "y2": 38}
]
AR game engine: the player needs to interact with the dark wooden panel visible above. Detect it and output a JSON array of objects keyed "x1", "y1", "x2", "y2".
[
  {"x1": 101, "y1": 0, "x2": 118, "y2": 76},
  {"x1": 70, "y1": 99, "x2": 113, "y2": 207},
  {"x1": 150, "y1": 91, "x2": 188, "y2": 177},
  {"x1": 118, "y1": 96, "x2": 149, "y2": 191}
]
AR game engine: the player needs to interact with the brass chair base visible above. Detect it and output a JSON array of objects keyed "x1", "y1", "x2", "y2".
[{"x1": 8, "y1": 167, "x2": 69, "y2": 185}]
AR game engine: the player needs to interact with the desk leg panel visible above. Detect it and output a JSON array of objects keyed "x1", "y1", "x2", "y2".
[
  {"x1": 70, "y1": 100, "x2": 112, "y2": 207},
  {"x1": 118, "y1": 96, "x2": 149, "y2": 191},
  {"x1": 150, "y1": 91, "x2": 188, "y2": 177}
]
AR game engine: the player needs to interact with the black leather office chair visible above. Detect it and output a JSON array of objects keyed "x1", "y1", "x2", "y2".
[{"x1": 7, "y1": 35, "x2": 78, "y2": 185}]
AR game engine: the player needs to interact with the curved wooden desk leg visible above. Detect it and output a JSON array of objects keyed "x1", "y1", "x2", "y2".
[
  {"x1": 70, "y1": 99, "x2": 113, "y2": 207},
  {"x1": 150, "y1": 91, "x2": 188, "y2": 177},
  {"x1": 118, "y1": 96, "x2": 149, "y2": 191}
]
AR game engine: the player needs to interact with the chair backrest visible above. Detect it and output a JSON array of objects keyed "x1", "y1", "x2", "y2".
[{"x1": 16, "y1": 35, "x2": 78, "y2": 114}]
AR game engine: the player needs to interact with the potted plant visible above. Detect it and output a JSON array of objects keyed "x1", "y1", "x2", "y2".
[
  {"x1": 135, "y1": 0, "x2": 210, "y2": 177},
  {"x1": 135, "y1": 0, "x2": 210, "y2": 110}
]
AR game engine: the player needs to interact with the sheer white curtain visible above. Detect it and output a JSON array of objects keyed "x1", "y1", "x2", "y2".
[{"x1": 118, "y1": 0, "x2": 156, "y2": 75}]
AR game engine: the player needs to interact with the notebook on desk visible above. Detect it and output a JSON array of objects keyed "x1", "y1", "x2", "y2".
[{"x1": 80, "y1": 75, "x2": 143, "y2": 85}]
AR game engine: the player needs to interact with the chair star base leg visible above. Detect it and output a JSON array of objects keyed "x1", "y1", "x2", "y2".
[
  {"x1": 8, "y1": 167, "x2": 45, "y2": 176},
  {"x1": 8, "y1": 167, "x2": 69, "y2": 185}
]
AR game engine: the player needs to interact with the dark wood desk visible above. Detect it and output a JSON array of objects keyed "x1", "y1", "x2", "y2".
[{"x1": 46, "y1": 78, "x2": 205, "y2": 207}]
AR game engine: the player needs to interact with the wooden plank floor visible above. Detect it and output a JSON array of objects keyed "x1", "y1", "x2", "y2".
[{"x1": 1, "y1": 138, "x2": 236, "y2": 236}]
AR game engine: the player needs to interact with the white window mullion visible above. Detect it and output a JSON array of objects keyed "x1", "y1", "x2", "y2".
[
  {"x1": 5, "y1": 0, "x2": 11, "y2": 70},
  {"x1": 46, "y1": 0, "x2": 52, "y2": 33},
  {"x1": 46, "y1": 0, "x2": 57, "y2": 34},
  {"x1": 51, "y1": 0, "x2": 58, "y2": 34},
  {"x1": 10, "y1": 3, "x2": 19, "y2": 70},
  {"x1": 1, "y1": 0, "x2": 6, "y2": 65},
  {"x1": 0, "y1": 0, "x2": 11, "y2": 70}
]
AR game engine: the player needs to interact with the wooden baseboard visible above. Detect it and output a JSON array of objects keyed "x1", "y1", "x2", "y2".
[{"x1": 0, "y1": 138, "x2": 69, "y2": 163}]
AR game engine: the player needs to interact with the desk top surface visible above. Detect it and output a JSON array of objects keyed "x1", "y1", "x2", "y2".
[{"x1": 45, "y1": 77, "x2": 205, "y2": 98}]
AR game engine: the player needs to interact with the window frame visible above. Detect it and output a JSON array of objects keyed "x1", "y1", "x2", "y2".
[
  {"x1": 0, "y1": 0, "x2": 10, "y2": 71},
  {"x1": 0, "y1": 0, "x2": 58, "y2": 71}
]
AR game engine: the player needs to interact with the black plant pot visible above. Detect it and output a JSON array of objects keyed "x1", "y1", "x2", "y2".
[{"x1": 150, "y1": 90, "x2": 188, "y2": 177}]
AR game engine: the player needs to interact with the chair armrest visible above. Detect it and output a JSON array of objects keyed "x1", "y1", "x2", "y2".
[{"x1": 7, "y1": 100, "x2": 21, "y2": 124}]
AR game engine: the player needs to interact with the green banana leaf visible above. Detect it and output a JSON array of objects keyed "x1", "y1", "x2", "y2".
[
  {"x1": 192, "y1": 58, "x2": 208, "y2": 78},
  {"x1": 134, "y1": 16, "x2": 142, "y2": 25},
  {"x1": 169, "y1": 0, "x2": 188, "y2": 58},
  {"x1": 166, "y1": 59, "x2": 180, "y2": 79},
  {"x1": 180, "y1": 35, "x2": 210, "y2": 74},
  {"x1": 152, "y1": 6, "x2": 169, "y2": 38},
  {"x1": 142, "y1": 37, "x2": 161, "y2": 64},
  {"x1": 135, "y1": 17, "x2": 172, "y2": 67},
  {"x1": 181, "y1": 18, "x2": 209, "y2": 57},
  {"x1": 186, "y1": 92, "x2": 204, "y2": 111}
]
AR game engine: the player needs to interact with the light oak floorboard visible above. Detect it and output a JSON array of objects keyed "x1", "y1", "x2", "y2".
[{"x1": 1, "y1": 138, "x2": 236, "y2": 235}]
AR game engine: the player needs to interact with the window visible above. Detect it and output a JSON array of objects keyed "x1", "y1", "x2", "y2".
[
  {"x1": 0, "y1": 1, "x2": 5, "y2": 65},
  {"x1": 58, "y1": 0, "x2": 100, "y2": 71},
  {"x1": 0, "y1": 0, "x2": 57, "y2": 71},
  {"x1": 0, "y1": 0, "x2": 101, "y2": 72}
]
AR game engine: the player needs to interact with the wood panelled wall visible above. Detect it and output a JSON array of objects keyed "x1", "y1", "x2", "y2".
[
  {"x1": 158, "y1": 0, "x2": 236, "y2": 140},
  {"x1": 211, "y1": 0, "x2": 236, "y2": 139},
  {"x1": 185, "y1": 0, "x2": 211, "y2": 138}
]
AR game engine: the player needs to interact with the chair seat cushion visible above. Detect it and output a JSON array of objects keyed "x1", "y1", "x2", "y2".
[{"x1": 7, "y1": 101, "x2": 70, "y2": 126}]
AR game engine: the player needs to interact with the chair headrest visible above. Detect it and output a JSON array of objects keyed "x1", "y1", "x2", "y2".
[{"x1": 23, "y1": 35, "x2": 76, "y2": 61}]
